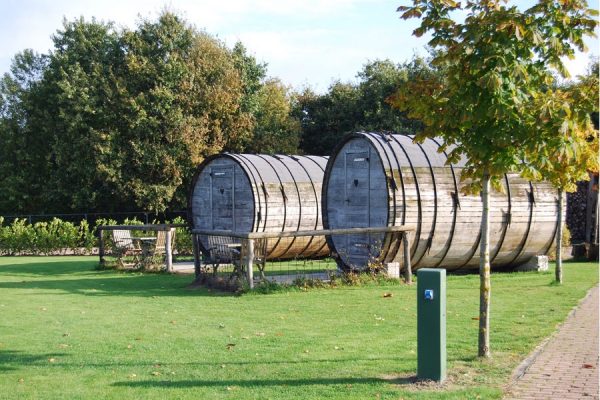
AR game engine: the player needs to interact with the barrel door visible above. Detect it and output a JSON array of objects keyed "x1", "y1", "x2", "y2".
[
  {"x1": 210, "y1": 166, "x2": 234, "y2": 230},
  {"x1": 326, "y1": 141, "x2": 388, "y2": 268}
]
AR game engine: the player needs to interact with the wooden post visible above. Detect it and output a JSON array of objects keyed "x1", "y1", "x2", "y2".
[
  {"x1": 192, "y1": 233, "x2": 202, "y2": 280},
  {"x1": 165, "y1": 228, "x2": 173, "y2": 273},
  {"x1": 555, "y1": 189, "x2": 564, "y2": 284},
  {"x1": 246, "y1": 238, "x2": 254, "y2": 289},
  {"x1": 98, "y1": 228, "x2": 105, "y2": 266},
  {"x1": 403, "y1": 231, "x2": 412, "y2": 284}
]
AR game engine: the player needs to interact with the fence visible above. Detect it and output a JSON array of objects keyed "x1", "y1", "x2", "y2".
[
  {"x1": 191, "y1": 226, "x2": 415, "y2": 289},
  {"x1": 1, "y1": 210, "x2": 188, "y2": 225},
  {"x1": 98, "y1": 224, "x2": 186, "y2": 272}
]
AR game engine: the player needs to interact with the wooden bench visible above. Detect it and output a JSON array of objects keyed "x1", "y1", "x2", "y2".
[
  {"x1": 138, "y1": 228, "x2": 176, "y2": 271},
  {"x1": 112, "y1": 230, "x2": 142, "y2": 268},
  {"x1": 205, "y1": 235, "x2": 241, "y2": 276}
]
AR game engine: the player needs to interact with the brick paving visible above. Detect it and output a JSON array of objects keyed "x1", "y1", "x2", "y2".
[{"x1": 504, "y1": 285, "x2": 599, "y2": 399}]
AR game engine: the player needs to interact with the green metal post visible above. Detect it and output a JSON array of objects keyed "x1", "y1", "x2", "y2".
[{"x1": 417, "y1": 268, "x2": 446, "y2": 381}]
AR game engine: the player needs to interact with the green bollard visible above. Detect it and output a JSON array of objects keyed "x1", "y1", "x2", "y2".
[{"x1": 417, "y1": 268, "x2": 446, "y2": 381}]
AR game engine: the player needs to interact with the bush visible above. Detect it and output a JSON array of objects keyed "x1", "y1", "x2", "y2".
[
  {"x1": 171, "y1": 216, "x2": 192, "y2": 255},
  {"x1": 0, "y1": 217, "x2": 97, "y2": 255},
  {"x1": 0, "y1": 216, "x2": 192, "y2": 256}
]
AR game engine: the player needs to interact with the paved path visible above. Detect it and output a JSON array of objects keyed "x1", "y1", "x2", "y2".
[{"x1": 504, "y1": 286, "x2": 599, "y2": 399}]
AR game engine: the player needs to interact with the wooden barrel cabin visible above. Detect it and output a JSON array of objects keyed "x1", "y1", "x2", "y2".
[
  {"x1": 189, "y1": 154, "x2": 329, "y2": 260},
  {"x1": 322, "y1": 132, "x2": 561, "y2": 271}
]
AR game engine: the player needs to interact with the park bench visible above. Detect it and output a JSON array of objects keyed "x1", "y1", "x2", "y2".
[
  {"x1": 205, "y1": 235, "x2": 242, "y2": 276},
  {"x1": 138, "y1": 228, "x2": 176, "y2": 270},
  {"x1": 111, "y1": 229, "x2": 142, "y2": 268}
]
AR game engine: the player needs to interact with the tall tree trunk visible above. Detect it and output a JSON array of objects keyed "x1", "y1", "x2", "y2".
[
  {"x1": 478, "y1": 169, "x2": 491, "y2": 358},
  {"x1": 555, "y1": 188, "x2": 564, "y2": 284}
]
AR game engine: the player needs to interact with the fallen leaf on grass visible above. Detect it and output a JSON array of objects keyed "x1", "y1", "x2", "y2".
[
  {"x1": 275, "y1": 332, "x2": 284, "y2": 337},
  {"x1": 226, "y1": 343, "x2": 236, "y2": 350},
  {"x1": 170, "y1": 320, "x2": 176, "y2": 324},
  {"x1": 128, "y1": 374, "x2": 137, "y2": 378},
  {"x1": 383, "y1": 293, "x2": 393, "y2": 298},
  {"x1": 255, "y1": 332, "x2": 265, "y2": 337},
  {"x1": 241, "y1": 336, "x2": 250, "y2": 340},
  {"x1": 18, "y1": 378, "x2": 24, "y2": 383},
  {"x1": 40, "y1": 307, "x2": 47, "y2": 311},
  {"x1": 471, "y1": 317, "x2": 479, "y2": 320},
  {"x1": 48, "y1": 358, "x2": 56, "y2": 363},
  {"x1": 62, "y1": 333, "x2": 70, "y2": 337},
  {"x1": 151, "y1": 371, "x2": 161, "y2": 376}
]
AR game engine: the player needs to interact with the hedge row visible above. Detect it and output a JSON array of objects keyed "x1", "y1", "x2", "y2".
[{"x1": 0, "y1": 217, "x2": 192, "y2": 256}]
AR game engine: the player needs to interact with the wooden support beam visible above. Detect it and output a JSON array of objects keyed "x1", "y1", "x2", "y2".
[
  {"x1": 98, "y1": 229, "x2": 105, "y2": 266},
  {"x1": 192, "y1": 233, "x2": 202, "y2": 280},
  {"x1": 246, "y1": 238, "x2": 254, "y2": 289},
  {"x1": 165, "y1": 229, "x2": 173, "y2": 273},
  {"x1": 98, "y1": 224, "x2": 186, "y2": 232},
  {"x1": 403, "y1": 232, "x2": 412, "y2": 284},
  {"x1": 191, "y1": 225, "x2": 415, "y2": 240}
]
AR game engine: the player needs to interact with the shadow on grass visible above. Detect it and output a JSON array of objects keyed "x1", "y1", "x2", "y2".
[
  {"x1": 0, "y1": 350, "x2": 68, "y2": 371},
  {"x1": 0, "y1": 259, "x2": 99, "y2": 276},
  {"x1": 0, "y1": 260, "x2": 226, "y2": 298},
  {"x1": 112, "y1": 375, "x2": 418, "y2": 389}
]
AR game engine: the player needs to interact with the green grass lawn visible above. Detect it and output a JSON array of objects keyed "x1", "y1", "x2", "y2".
[{"x1": 0, "y1": 256, "x2": 597, "y2": 399}]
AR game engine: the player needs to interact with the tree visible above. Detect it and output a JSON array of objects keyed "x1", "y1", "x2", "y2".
[
  {"x1": 116, "y1": 13, "x2": 252, "y2": 211},
  {"x1": 294, "y1": 59, "x2": 424, "y2": 155},
  {"x1": 393, "y1": 0, "x2": 597, "y2": 357},
  {"x1": 294, "y1": 82, "x2": 361, "y2": 155},
  {"x1": 246, "y1": 78, "x2": 301, "y2": 154},
  {"x1": 0, "y1": 12, "x2": 255, "y2": 214},
  {"x1": 231, "y1": 44, "x2": 300, "y2": 154},
  {"x1": 0, "y1": 50, "x2": 52, "y2": 213},
  {"x1": 530, "y1": 61, "x2": 599, "y2": 283}
]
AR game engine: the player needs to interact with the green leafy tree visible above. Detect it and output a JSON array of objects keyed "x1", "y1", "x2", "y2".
[
  {"x1": 293, "y1": 82, "x2": 360, "y2": 155},
  {"x1": 115, "y1": 13, "x2": 251, "y2": 211},
  {"x1": 0, "y1": 12, "x2": 255, "y2": 214},
  {"x1": 294, "y1": 59, "x2": 424, "y2": 155},
  {"x1": 246, "y1": 78, "x2": 301, "y2": 154},
  {"x1": 231, "y1": 43, "x2": 299, "y2": 154},
  {"x1": 0, "y1": 50, "x2": 51, "y2": 213},
  {"x1": 530, "y1": 61, "x2": 599, "y2": 283},
  {"x1": 42, "y1": 18, "x2": 125, "y2": 212},
  {"x1": 393, "y1": 0, "x2": 597, "y2": 357}
]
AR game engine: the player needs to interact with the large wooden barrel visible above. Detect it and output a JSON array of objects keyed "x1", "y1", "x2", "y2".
[
  {"x1": 188, "y1": 154, "x2": 329, "y2": 260},
  {"x1": 323, "y1": 132, "x2": 561, "y2": 270}
]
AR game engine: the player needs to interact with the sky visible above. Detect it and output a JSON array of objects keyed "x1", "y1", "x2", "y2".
[{"x1": 0, "y1": 0, "x2": 598, "y2": 93}]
